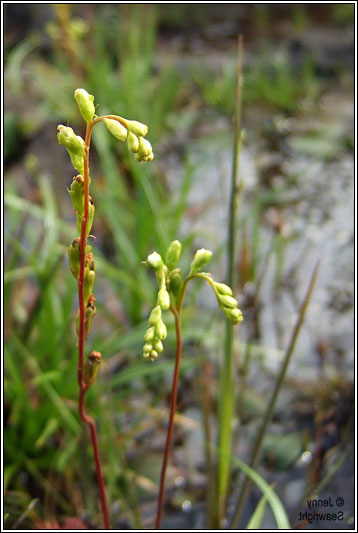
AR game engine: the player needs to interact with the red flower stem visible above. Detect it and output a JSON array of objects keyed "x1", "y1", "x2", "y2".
[
  {"x1": 155, "y1": 305, "x2": 182, "y2": 529},
  {"x1": 77, "y1": 119, "x2": 110, "y2": 529}
]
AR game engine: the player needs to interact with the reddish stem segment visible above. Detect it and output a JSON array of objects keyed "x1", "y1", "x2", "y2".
[
  {"x1": 77, "y1": 121, "x2": 110, "y2": 529},
  {"x1": 155, "y1": 306, "x2": 182, "y2": 529}
]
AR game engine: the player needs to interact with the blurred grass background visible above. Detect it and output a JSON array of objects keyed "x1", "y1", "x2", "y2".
[{"x1": 4, "y1": 4, "x2": 355, "y2": 530}]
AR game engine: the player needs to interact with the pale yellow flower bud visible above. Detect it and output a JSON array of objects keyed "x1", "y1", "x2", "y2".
[
  {"x1": 127, "y1": 131, "x2": 139, "y2": 153},
  {"x1": 148, "y1": 305, "x2": 161, "y2": 325},
  {"x1": 218, "y1": 294, "x2": 238, "y2": 309},
  {"x1": 156, "y1": 318, "x2": 167, "y2": 340},
  {"x1": 138, "y1": 137, "x2": 152, "y2": 157},
  {"x1": 146, "y1": 251, "x2": 163, "y2": 270},
  {"x1": 157, "y1": 288, "x2": 170, "y2": 310},
  {"x1": 224, "y1": 307, "x2": 243, "y2": 324},
  {"x1": 165, "y1": 240, "x2": 182, "y2": 271},
  {"x1": 104, "y1": 118, "x2": 128, "y2": 142},
  {"x1": 121, "y1": 119, "x2": 148, "y2": 137},
  {"x1": 215, "y1": 282, "x2": 233, "y2": 296},
  {"x1": 189, "y1": 248, "x2": 213, "y2": 274},
  {"x1": 74, "y1": 88, "x2": 95, "y2": 124}
]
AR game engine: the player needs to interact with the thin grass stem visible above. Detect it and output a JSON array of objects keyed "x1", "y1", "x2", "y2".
[
  {"x1": 230, "y1": 261, "x2": 319, "y2": 528},
  {"x1": 217, "y1": 35, "x2": 244, "y2": 523}
]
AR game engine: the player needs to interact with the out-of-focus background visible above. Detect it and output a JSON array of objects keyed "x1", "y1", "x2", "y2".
[{"x1": 4, "y1": 4, "x2": 354, "y2": 530}]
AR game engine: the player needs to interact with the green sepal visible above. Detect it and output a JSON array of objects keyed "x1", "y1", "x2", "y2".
[
  {"x1": 83, "y1": 351, "x2": 101, "y2": 389},
  {"x1": 67, "y1": 175, "x2": 84, "y2": 216},
  {"x1": 76, "y1": 196, "x2": 95, "y2": 238},
  {"x1": 168, "y1": 268, "x2": 182, "y2": 301},
  {"x1": 67, "y1": 238, "x2": 81, "y2": 279}
]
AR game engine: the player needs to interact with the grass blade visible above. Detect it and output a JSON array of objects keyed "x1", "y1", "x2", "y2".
[{"x1": 230, "y1": 456, "x2": 290, "y2": 529}]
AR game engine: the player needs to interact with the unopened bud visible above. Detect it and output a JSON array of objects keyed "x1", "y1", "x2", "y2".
[
  {"x1": 84, "y1": 294, "x2": 96, "y2": 338},
  {"x1": 83, "y1": 351, "x2": 101, "y2": 389},
  {"x1": 104, "y1": 118, "x2": 128, "y2": 141},
  {"x1": 144, "y1": 326, "x2": 155, "y2": 342},
  {"x1": 224, "y1": 307, "x2": 243, "y2": 324},
  {"x1": 156, "y1": 318, "x2": 167, "y2": 340},
  {"x1": 68, "y1": 150, "x2": 85, "y2": 175},
  {"x1": 138, "y1": 137, "x2": 152, "y2": 157},
  {"x1": 143, "y1": 343, "x2": 153, "y2": 354},
  {"x1": 85, "y1": 252, "x2": 95, "y2": 271},
  {"x1": 154, "y1": 339, "x2": 163, "y2": 353},
  {"x1": 165, "y1": 240, "x2": 182, "y2": 271},
  {"x1": 74, "y1": 88, "x2": 95, "y2": 124},
  {"x1": 127, "y1": 131, "x2": 139, "y2": 153},
  {"x1": 76, "y1": 196, "x2": 95, "y2": 237},
  {"x1": 76, "y1": 294, "x2": 96, "y2": 339},
  {"x1": 68, "y1": 238, "x2": 81, "y2": 279},
  {"x1": 189, "y1": 248, "x2": 213, "y2": 274},
  {"x1": 215, "y1": 282, "x2": 233, "y2": 296},
  {"x1": 157, "y1": 288, "x2": 170, "y2": 310},
  {"x1": 145, "y1": 152, "x2": 154, "y2": 162},
  {"x1": 218, "y1": 294, "x2": 238, "y2": 309},
  {"x1": 148, "y1": 305, "x2": 161, "y2": 325},
  {"x1": 146, "y1": 251, "x2": 163, "y2": 270},
  {"x1": 122, "y1": 119, "x2": 148, "y2": 137},
  {"x1": 57, "y1": 125, "x2": 85, "y2": 155},
  {"x1": 168, "y1": 269, "x2": 182, "y2": 300},
  {"x1": 67, "y1": 175, "x2": 84, "y2": 215},
  {"x1": 84, "y1": 267, "x2": 95, "y2": 305}
]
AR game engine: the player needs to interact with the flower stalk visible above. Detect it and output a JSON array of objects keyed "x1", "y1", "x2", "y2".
[{"x1": 58, "y1": 88, "x2": 154, "y2": 529}]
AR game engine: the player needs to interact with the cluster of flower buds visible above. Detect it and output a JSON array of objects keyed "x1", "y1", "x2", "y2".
[
  {"x1": 186, "y1": 247, "x2": 242, "y2": 323},
  {"x1": 104, "y1": 116, "x2": 154, "y2": 162},
  {"x1": 213, "y1": 282, "x2": 243, "y2": 324},
  {"x1": 143, "y1": 305, "x2": 167, "y2": 361},
  {"x1": 143, "y1": 240, "x2": 243, "y2": 362},
  {"x1": 58, "y1": 88, "x2": 154, "y2": 176},
  {"x1": 143, "y1": 247, "x2": 175, "y2": 361}
]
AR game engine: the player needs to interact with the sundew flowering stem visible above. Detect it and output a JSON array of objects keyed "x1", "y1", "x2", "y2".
[
  {"x1": 142, "y1": 242, "x2": 243, "y2": 528},
  {"x1": 58, "y1": 88, "x2": 154, "y2": 529}
]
